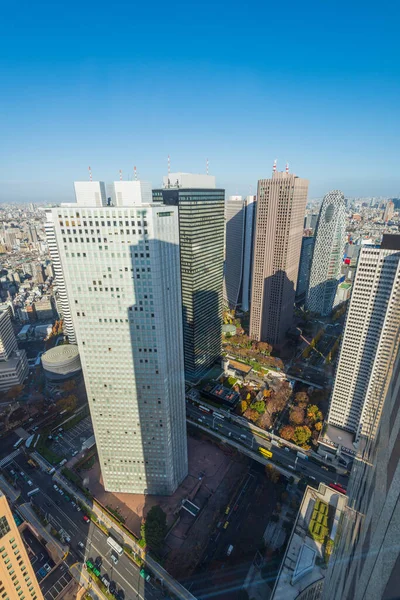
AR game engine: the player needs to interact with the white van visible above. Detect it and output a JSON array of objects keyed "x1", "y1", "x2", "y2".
[{"x1": 227, "y1": 544, "x2": 234, "y2": 556}]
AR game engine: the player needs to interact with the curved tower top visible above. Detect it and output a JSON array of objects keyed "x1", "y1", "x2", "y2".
[{"x1": 306, "y1": 190, "x2": 346, "y2": 316}]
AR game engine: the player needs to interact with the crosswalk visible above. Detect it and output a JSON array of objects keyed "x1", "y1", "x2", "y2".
[{"x1": 0, "y1": 449, "x2": 21, "y2": 468}]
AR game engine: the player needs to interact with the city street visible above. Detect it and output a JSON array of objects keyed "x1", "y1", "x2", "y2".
[{"x1": 186, "y1": 403, "x2": 348, "y2": 488}]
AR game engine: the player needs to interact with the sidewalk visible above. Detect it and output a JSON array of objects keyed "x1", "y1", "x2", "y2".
[{"x1": 0, "y1": 474, "x2": 20, "y2": 504}]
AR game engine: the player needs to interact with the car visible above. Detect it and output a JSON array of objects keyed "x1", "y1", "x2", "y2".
[
  {"x1": 58, "y1": 488, "x2": 64, "y2": 494},
  {"x1": 27, "y1": 480, "x2": 33, "y2": 486},
  {"x1": 43, "y1": 563, "x2": 51, "y2": 573},
  {"x1": 65, "y1": 535, "x2": 71, "y2": 543},
  {"x1": 95, "y1": 557, "x2": 102, "y2": 568},
  {"x1": 110, "y1": 553, "x2": 118, "y2": 565},
  {"x1": 101, "y1": 575, "x2": 110, "y2": 588},
  {"x1": 83, "y1": 515, "x2": 90, "y2": 523},
  {"x1": 64, "y1": 495, "x2": 70, "y2": 501},
  {"x1": 284, "y1": 447, "x2": 290, "y2": 452},
  {"x1": 321, "y1": 466, "x2": 329, "y2": 471},
  {"x1": 72, "y1": 450, "x2": 79, "y2": 457},
  {"x1": 71, "y1": 501, "x2": 76, "y2": 507},
  {"x1": 78, "y1": 541, "x2": 85, "y2": 549},
  {"x1": 32, "y1": 426, "x2": 38, "y2": 432},
  {"x1": 76, "y1": 506, "x2": 81, "y2": 512},
  {"x1": 109, "y1": 582, "x2": 116, "y2": 595},
  {"x1": 288, "y1": 465, "x2": 295, "y2": 470}
]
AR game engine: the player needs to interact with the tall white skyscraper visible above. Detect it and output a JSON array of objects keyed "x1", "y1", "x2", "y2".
[
  {"x1": 53, "y1": 184, "x2": 188, "y2": 495},
  {"x1": 325, "y1": 235, "x2": 400, "y2": 442},
  {"x1": 306, "y1": 190, "x2": 346, "y2": 316},
  {"x1": 44, "y1": 209, "x2": 76, "y2": 343}
]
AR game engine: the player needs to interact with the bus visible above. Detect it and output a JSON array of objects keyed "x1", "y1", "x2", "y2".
[
  {"x1": 329, "y1": 483, "x2": 347, "y2": 494},
  {"x1": 198, "y1": 405, "x2": 211, "y2": 414},
  {"x1": 258, "y1": 447, "x2": 273, "y2": 459},
  {"x1": 213, "y1": 412, "x2": 224, "y2": 420},
  {"x1": 86, "y1": 561, "x2": 101, "y2": 578},
  {"x1": 13, "y1": 438, "x2": 23, "y2": 450},
  {"x1": 107, "y1": 536, "x2": 123, "y2": 556},
  {"x1": 27, "y1": 488, "x2": 39, "y2": 497}
]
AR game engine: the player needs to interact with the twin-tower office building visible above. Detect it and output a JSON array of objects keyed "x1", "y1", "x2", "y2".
[{"x1": 50, "y1": 174, "x2": 224, "y2": 495}]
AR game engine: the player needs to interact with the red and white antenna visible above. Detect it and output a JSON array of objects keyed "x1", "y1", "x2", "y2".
[
  {"x1": 119, "y1": 169, "x2": 123, "y2": 181},
  {"x1": 88, "y1": 166, "x2": 92, "y2": 182},
  {"x1": 273, "y1": 159, "x2": 277, "y2": 173},
  {"x1": 168, "y1": 155, "x2": 171, "y2": 175},
  {"x1": 285, "y1": 162, "x2": 289, "y2": 174},
  {"x1": 134, "y1": 166, "x2": 138, "y2": 181},
  {"x1": 206, "y1": 158, "x2": 209, "y2": 175}
]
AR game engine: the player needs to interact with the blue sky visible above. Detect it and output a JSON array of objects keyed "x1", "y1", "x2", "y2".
[{"x1": 1, "y1": 0, "x2": 399, "y2": 202}]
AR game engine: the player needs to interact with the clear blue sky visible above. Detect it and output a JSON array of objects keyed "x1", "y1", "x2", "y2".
[{"x1": 1, "y1": 0, "x2": 399, "y2": 202}]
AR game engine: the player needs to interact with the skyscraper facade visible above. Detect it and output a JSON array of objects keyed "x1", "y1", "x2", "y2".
[
  {"x1": 326, "y1": 235, "x2": 400, "y2": 440},
  {"x1": 54, "y1": 188, "x2": 188, "y2": 495},
  {"x1": 153, "y1": 173, "x2": 225, "y2": 381},
  {"x1": 0, "y1": 310, "x2": 29, "y2": 392},
  {"x1": 295, "y1": 235, "x2": 315, "y2": 307},
  {"x1": 322, "y1": 329, "x2": 400, "y2": 600},
  {"x1": 306, "y1": 190, "x2": 346, "y2": 316},
  {"x1": 44, "y1": 209, "x2": 76, "y2": 343},
  {"x1": 223, "y1": 196, "x2": 245, "y2": 308},
  {"x1": 250, "y1": 170, "x2": 309, "y2": 345},
  {"x1": 383, "y1": 199, "x2": 394, "y2": 222},
  {"x1": 241, "y1": 195, "x2": 257, "y2": 312},
  {"x1": 0, "y1": 491, "x2": 44, "y2": 600}
]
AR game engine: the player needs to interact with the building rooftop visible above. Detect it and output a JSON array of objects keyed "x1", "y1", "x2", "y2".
[
  {"x1": 319, "y1": 424, "x2": 356, "y2": 457},
  {"x1": 381, "y1": 233, "x2": 400, "y2": 250},
  {"x1": 41, "y1": 344, "x2": 80, "y2": 365},
  {"x1": 271, "y1": 484, "x2": 348, "y2": 600}
]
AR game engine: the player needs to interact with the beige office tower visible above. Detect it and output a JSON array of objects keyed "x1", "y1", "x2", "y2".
[
  {"x1": 322, "y1": 326, "x2": 400, "y2": 600},
  {"x1": 250, "y1": 168, "x2": 308, "y2": 345},
  {"x1": 0, "y1": 490, "x2": 44, "y2": 600},
  {"x1": 383, "y1": 199, "x2": 394, "y2": 222},
  {"x1": 325, "y1": 235, "x2": 400, "y2": 444}
]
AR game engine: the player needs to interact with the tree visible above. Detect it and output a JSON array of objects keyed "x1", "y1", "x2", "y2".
[
  {"x1": 293, "y1": 426, "x2": 312, "y2": 447},
  {"x1": 239, "y1": 400, "x2": 248, "y2": 414},
  {"x1": 263, "y1": 388, "x2": 272, "y2": 398},
  {"x1": 314, "y1": 421, "x2": 323, "y2": 431},
  {"x1": 280, "y1": 425, "x2": 295, "y2": 441},
  {"x1": 256, "y1": 411, "x2": 273, "y2": 429},
  {"x1": 57, "y1": 394, "x2": 77, "y2": 413},
  {"x1": 6, "y1": 385, "x2": 24, "y2": 400},
  {"x1": 294, "y1": 392, "x2": 309, "y2": 404},
  {"x1": 265, "y1": 464, "x2": 280, "y2": 483},
  {"x1": 289, "y1": 407, "x2": 305, "y2": 425},
  {"x1": 62, "y1": 379, "x2": 76, "y2": 392},
  {"x1": 253, "y1": 400, "x2": 266, "y2": 414},
  {"x1": 140, "y1": 505, "x2": 167, "y2": 554},
  {"x1": 244, "y1": 408, "x2": 260, "y2": 423},
  {"x1": 307, "y1": 405, "x2": 323, "y2": 422},
  {"x1": 256, "y1": 341, "x2": 272, "y2": 355}
]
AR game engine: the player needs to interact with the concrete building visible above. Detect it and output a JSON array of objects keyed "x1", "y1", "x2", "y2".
[
  {"x1": 250, "y1": 168, "x2": 309, "y2": 345},
  {"x1": 73, "y1": 181, "x2": 107, "y2": 207},
  {"x1": 0, "y1": 310, "x2": 28, "y2": 393},
  {"x1": 113, "y1": 180, "x2": 152, "y2": 206},
  {"x1": 0, "y1": 490, "x2": 44, "y2": 600},
  {"x1": 306, "y1": 191, "x2": 346, "y2": 316},
  {"x1": 153, "y1": 173, "x2": 225, "y2": 381},
  {"x1": 223, "y1": 196, "x2": 245, "y2": 308},
  {"x1": 53, "y1": 185, "x2": 188, "y2": 495},
  {"x1": 383, "y1": 199, "x2": 394, "y2": 222},
  {"x1": 296, "y1": 236, "x2": 315, "y2": 307},
  {"x1": 271, "y1": 483, "x2": 348, "y2": 600},
  {"x1": 322, "y1": 330, "x2": 400, "y2": 600},
  {"x1": 41, "y1": 344, "x2": 82, "y2": 386},
  {"x1": 323, "y1": 235, "x2": 400, "y2": 449},
  {"x1": 241, "y1": 195, "x2": 257, "y2": 312},
  {"x1": 34, "y1": 297, "x2": 54, "y2": 321},
  {"x1": 44, "y1": 209, "x2": 76, "y2": 343}
]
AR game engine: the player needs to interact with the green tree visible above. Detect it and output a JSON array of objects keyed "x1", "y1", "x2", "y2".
[
  {"x1": 293, "y1": 426, "x2": 312, "y2": 447},
  {"x1": 253, "y1": 400, "x2": 266, "y2": 414},
  {"x1": 140, "y1": 505, "x2": 167, "y2": 555},
  {"x1": 307, "y1": 405, "x2": 323, "y2": 422}
]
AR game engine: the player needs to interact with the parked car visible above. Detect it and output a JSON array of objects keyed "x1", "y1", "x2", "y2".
[
  {"x1": 83, "y1": 515, "x2": 90, "y2": 523},
  {"x1": 111, "y1": 553, "x2": 119, "y2": 565},
  {"x1": 78, "y1": 541, "x2": 85, "y2": 549},
  {"x1": 43, "y1": 564, "x2": 51, "y2": 573}
]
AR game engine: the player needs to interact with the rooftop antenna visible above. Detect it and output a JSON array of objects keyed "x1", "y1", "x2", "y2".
[
  {"x1": 168, "y1": 155, "x2": 171, "y2": 175},
  {"x1": 134, "y1": 166, "x2": 138, "y2": 181},
  {"x1": 88, "y1": 166, "x2": 92, "y2": 182},
  {"x1": 273, "y1": 159, "x2": 277, "y2": 173},
  {"x1": 286, "y1": 162, "x2": 289, "y2": 174},
  {"x1": 119, "y1": 169, "x2": 123, "y2": 181},
  {"x1": 206, "y1": 158, "x2": 209, "y2": 175}
]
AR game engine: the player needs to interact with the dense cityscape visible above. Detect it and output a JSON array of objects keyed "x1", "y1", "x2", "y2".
[{"x1": 0, "y1": 168, "x2": 399, "y2": 600}]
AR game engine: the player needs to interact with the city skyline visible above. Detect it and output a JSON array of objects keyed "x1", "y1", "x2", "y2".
[{"x1": 1, "y1": 1, "x2": 399, "y2": 203}]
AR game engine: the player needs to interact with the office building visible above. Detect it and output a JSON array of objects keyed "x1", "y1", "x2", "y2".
[
  {"x1": 73, "y1": 181, "x2": 107, "y2": 206},
  {"x1": 250, "y1": 168, "x2": 309, "y2": 345},
  {"x1": 223, "y1": 196, "x2": 245, "y2": 308},
  {"x1": 324, "y1": 235, "x2": 400, "y2": 445},
  {"x1": 241, "y1": 195, "x2": 257, "y2": 312},
  {"x1": 54, "y1": 185, "x2": 188, "y2": 494},
  {"x1": 0, "y1": 311, "x2": 28, "y2": 392},
  {"x1": 322, "y1": 331, "x2": 400, "y2": 600},
  {"x1": 383, "y1": 199, "x2": 394, "y2": 222},
  {"x1": 44, "y1": 209, "x2": 76, "y2": 343},
  {"x1": 153, "y1": 173, "x2": 225, "y2": 381},
  {"x1": 306, "y1": 190, "x2": 346, "y2": 316},
  {"x1": 113, "y1": 180, "x2": 152, "y2": 206},
  {"x1": 295, "y1": 236, "x2": 315, "y2": 307},
  {"x1": 0, "y1": 490, "x2": 44, "y2": 600}
]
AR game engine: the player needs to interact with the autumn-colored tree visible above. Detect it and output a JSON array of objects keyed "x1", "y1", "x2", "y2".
[
  {"x1": 246, "y1": 392, "x2": 251, "y2": 401},
  {"x1": 239, "y1": 400, "x2": 248, "y2": 414},
  {"x1": 307, "y1": 405, "x2": 323, "y2": 422},
  {"x1": 289, "y1": 407, "x2": 305, "y2": 425},
  {"x1": 256, "y1": 341, "x2": 272, "y2": 355},
  {"x1": 244, "y1": 408, "x2": 260, "y2": 423},
  {"x1": 256, "y1": 411, "x2": 273, "y2": 429},
  {"x1": 265, "y1": 464, "x2": 280, "y2": 483},
  {"x1": 263, "y1": 388, "x2": 272, "y2": 398},
  {"x1": 293, "y1": 426, "x2": 312, "y2": 446},
  {"x1": 280, "y1": 425, "x2": 295, "y2": 441},
  {"x1": 62, "y1": 379, "x2": 76, "y2": 392},
  {"x1": 6, "y1": 385, "x2": 25, "y2": 400},
  {"x1": 314, "y1": 421, "x2": 323, "y2": 431},
  {"x1": 294, "y1": 392, "x2": 309, "y2": 404},
  {"x1": 57, "y1": 394, "x2": 77, "y2": 413}
]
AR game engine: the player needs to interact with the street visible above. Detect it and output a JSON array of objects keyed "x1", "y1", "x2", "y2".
[{"x1": 186, "y1": 403, "x2": 348, "y2": 488}]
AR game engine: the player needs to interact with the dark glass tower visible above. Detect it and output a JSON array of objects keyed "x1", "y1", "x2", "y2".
[{"x1": 153, "y1": 173, "x2": 225, "y2": 382}]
